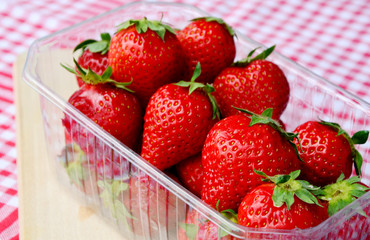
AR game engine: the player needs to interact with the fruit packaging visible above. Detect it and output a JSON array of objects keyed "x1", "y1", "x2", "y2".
[{"x1": 23, "y1": 2, "x2": 370, "y2": 239}]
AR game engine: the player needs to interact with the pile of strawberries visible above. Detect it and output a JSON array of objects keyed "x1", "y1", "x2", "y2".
[{"x1": 61, "y1": 15, "x2": 369, "y2": 239}]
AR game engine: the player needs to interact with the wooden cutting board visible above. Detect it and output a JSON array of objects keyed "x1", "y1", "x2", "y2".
[{"x1": 14, "y1": 53, "x2": 125, "y2": 240}]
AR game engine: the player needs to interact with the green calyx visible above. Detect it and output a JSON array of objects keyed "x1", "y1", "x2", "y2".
[
  {"x1": 179, "y1": 200, "x2": 237, "y2": 240},
  {"x1": 61, "y1": 59, "x2": 134, "y2": 92},
  {"x1": 63, "y1": 143, "x2": 87, "y2": 187},
  {"x1": 215, "y1": 200, "x2": 238, "y2": 239},
  {"x1": 179, "y1": 223, "x2": 199, "y2": 240},
  {"x1": 179, "y1": 203, "x2": 237, "y2": 240},
  {"x1": 234, "y1": 107, "x2": 303, "y2": 162},
  {"x1": 313, "y1": 173, "x2": 369, "y2": 217},
  {"x1": 319, "y1": 120, "x2": 369, "y2": 177},
  {"x1": 98, "y1": 180, "x2": 135, "y2": 228},
  {"x1": 116, "y1": 17, "x2": 176, "y2": 42},
  {"x1": 233, "y1": 45, "x2": 275, "y2": 67},
  {"x1": 255, "y1": 169, "x2": 322, "y2": 210},
  {"x1": 192, "y1": 16, "x2": 235, "y2": 36},
  {"x1": 73, "y1": 32, "x2": 111, "y2": 55},
  {"x1": 216, "y1": 200, "x2": 238, "y2": 224},
  {"x1": 174, "y1": 62, "x2": 221, "y2": 120}
]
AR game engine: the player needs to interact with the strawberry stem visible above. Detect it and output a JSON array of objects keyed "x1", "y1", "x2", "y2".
[
  {"x1": 73, "y1": 32, "x2": 111, "y2": 55},
  {"x1": 254, "y1": 169, "x2": 322, "y2": 210},
  {"x1": 312, "y1": 173, "x2": 369, "y2": 216},
  {"x1": 215, "y1": 200, "x2": 238, "y2": 238},
  {"x1": 233, "y1": 45, "x2": 275, "y2": 67},
  {"x1": 234, "y1": 107, "x2": 304, "y2": 162},
  {"x1": 116, "y1": 17, "x2": 176, "y2": 42},
  {"x1": 98, "y1": 180, "x2": 136, "y2": 229},
  {"x1": 215, "y1": 200, "x2": 238, "y2": 223},
  {"x1": 174, "y1": 62, "x2": 221, "y2": 120},
  {"x1": 63, "y1": 144, "x2": 87, "y2": 187},
  {"x1": 61, "y1": 59, "x2": 134, "y2": 93}
]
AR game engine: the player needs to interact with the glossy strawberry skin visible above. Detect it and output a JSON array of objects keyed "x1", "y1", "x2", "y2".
[
  {"x1": 141, "y1": 84, "x2": 218, "y2": 171},
  {"x1": 64, "y1": 83, "x2": 142, "y2": 153},
  {"x1": 213, "y1": 60, "x2": 290, "y2": 120},
  {"x1": 176, "y1": 153, "x2": 203, "y2": 197},
  {"x1": 109, "y1": 26, "x2": 185, "y2": 107},
  {"x1": 76, "y1": 49, "x2": 109, "y2": 87},
  {"x1": 201, "y1": 115, "x2": 300, "y2": 211},
  {"x1": 293, "y1": 121, "x2": 353, "y2": 186},
  {"x1": 238, "y1": 183, "x2": 328, "y2": 229},
  {"x1": 177, "y1": 19, "x2": 236, "y2": 84}
]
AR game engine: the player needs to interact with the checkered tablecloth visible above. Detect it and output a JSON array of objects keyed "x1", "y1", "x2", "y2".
[{"x1": 0, "y1": 0, "x2": 369, "y2": 239}]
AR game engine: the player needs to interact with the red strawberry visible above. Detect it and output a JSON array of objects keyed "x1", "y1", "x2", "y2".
[
  {"x1": 59, "y1": 141, "x2": 124, "y2": 199},
  {"x1": 201, "y1": 108, "x2": 300, "y2": 211},
  {"x1": 293, "y1": 120, "x2": 369, "y2": 186},
  {"x1": 313, "y1": 174, "x2": 370, "y2": 239},
  {"x1": 94, "y1": 145, "x2": 124, "y2": 182},
  {"x1": 62, "y1": 133, "x2": 129, "y2": 200},
  {"x1": 141, "y1": 63, "x2": 219, "y2": 170},
  {"x1": 178, "y1": 207, "x2": 238, "y2": 240},
  {"x1": 213, "y1": 46, "x2": 290, "y2": 120},
  {"x1": 109, "y1": 17, "x2": 186, "y2": 107},
  {"x1": 313, "y1": 173, "x2": 369, "y2": 217},
  {"x1": 238, "y1": 170, "x2": 328, "y2": 230},
  {"x1": 58, "y1": 143, "x2": 97, "y2": 196},
  {"x1": 96, "y1": 179, "x2": 135, "y2": 232},
  {"x1": 74, "y1": 33, "x2": 111, "y2": 87},
  {"x1": 177, "y1": 17, "x2": 236, "y2": 83},
  {"x1": 61, "y1": 62, "x2": 143, "y2": 153},
  {"x1": 176, "y1": 153, "x2": 203, "y2": 197},
  {"x1": 98, "y1": 173, "x2": 185, "y2": 237}
]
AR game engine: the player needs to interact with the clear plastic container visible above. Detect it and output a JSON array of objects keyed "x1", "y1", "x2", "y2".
[{"x1": 23, "y1": 2, "x2": 370, "y2": 239}]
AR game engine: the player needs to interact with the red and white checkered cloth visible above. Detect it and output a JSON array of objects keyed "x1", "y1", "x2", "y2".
[{"x1": 0, "y1": 0, "x2": 369, "y2": 239}]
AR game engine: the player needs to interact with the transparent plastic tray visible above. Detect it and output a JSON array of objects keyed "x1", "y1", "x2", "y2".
[{"x1": 23, "y1": 2, "x2": 370, "y2": 239}]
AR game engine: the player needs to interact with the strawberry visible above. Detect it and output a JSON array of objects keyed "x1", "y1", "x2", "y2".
[
  {"x1": 98, "y1": 173, "x2": 185, "y2": 237},
  {"x1": 313, "y1": 174, "x2": 370, "y2": 239},
  {"x1": 175, "y1": 153, "x2": 203, "y2": 197},
  {"x1": 58, "y1": 143, "x2": 98, "y2": 196},
  {"x1": 141, "y1": 63, "x2": 219, "y2": 170},
  {"x1": 178, "y1": 206, "x2": 238, "y2": 240},
  {"x1": 293, "y1": 120, "x2": 369, "y2": 186},
  {"x1": 60, "y1": 64, "x2": 143, "y2": 202},
  {"x1": 61, "y1": 128, "x2": 127, "y2": 197},
  {"x1": 313, "y1": 173, "x2": 369, "y2": 217},
  {"x1": 93, "y1": 142, "x2": 125, "y2": 182},
  {"x1": 177, "y1": 17, "x2": 236, "y2": 83},
  {"x1": 213, "y1": 46, "x2": 290, "y2": 120},
  {"x1": 58, "y1": 141, "x2": 123, "y2": 198},
  {"x1": 108, "y1": 17, "x2": 186, "y2": 107},
  {"x1": 201, "y1": 108, "x2": 300, "y2": 211},
  {"x1": 97, "y1": 179, "x2": 134, "y2": 232},
  {"x1": 238, "y1": 170, "x2": 328, "y2": 230},
  {"x1": 74, "y1": 33, "x2": 111, "y2": 87},
  {"x1": 61, "y1": 61, "x2": 143, "y2": 153}
]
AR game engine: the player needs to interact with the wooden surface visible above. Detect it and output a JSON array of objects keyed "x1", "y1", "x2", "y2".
[{"x1": 14, "y1": 53, "x2": 125, "y2": 240}]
